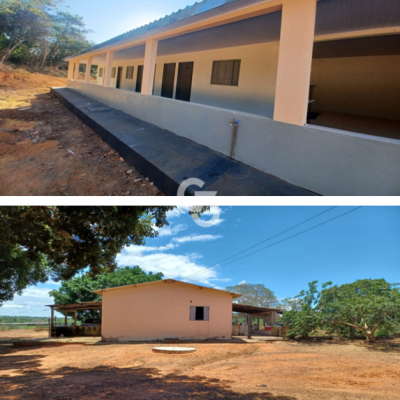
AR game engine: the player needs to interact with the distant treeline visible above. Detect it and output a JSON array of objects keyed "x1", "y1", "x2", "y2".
[
  {"x1": 0, "y1": 0, "x2": 93, "y2": 69},
  {"x1": 0, "y1": 316, "x2": 49, "y2": 323}
]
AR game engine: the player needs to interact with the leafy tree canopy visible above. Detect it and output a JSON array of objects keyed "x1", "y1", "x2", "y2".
[
  {"x1": 280, "y1": 279, "x2": 400, "y2": 343},
  {"x1": 226, "y1": 283, "x2": 281, "y2": 309},
  {"x1": 0, "y1": 243, "x2": 52, "y2": 304},
  {"x1": 49, "y1": 266, "x2": 164, "y2": 319},
  {"x1": 0, "y1": 0, "x2": 92, "y2": 68},
  {"x1": 0, "y1": 206, "x2": 173, "y2": 303}
]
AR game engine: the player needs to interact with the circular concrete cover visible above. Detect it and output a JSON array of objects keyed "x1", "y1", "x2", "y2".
[{"x1": 152, "y1": 347, "x2": 197, "y2": 354}]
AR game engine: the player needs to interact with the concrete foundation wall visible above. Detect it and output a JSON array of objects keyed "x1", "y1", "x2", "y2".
[
  {"x1": 311, "y1": 55, "x2": 400, "y2": 121},
  {"x1": 66, "y1": 80, "x2": 400, "y2": 196},
  {"x1": 101, "y1": 281, "x2": 233, "y2": 342}
]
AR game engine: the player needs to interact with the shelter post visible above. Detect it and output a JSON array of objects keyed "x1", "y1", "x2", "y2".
[{"x1": 247, "y1": 314, "x2": 252, "y2": 339}]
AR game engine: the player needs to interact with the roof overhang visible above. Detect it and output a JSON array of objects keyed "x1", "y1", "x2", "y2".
[
  {"x1": 65, "y1": 0, "x2": 282, "y2": 61},
  {"x1": 47, "y1": 301, "x2": 103, "y2": 312},
  {"x1": 93, "y1": 279, "x2": 242, "y2": 299},
  {"x1": 233, "y1": 304, "x2": 283, "y2": 315}
]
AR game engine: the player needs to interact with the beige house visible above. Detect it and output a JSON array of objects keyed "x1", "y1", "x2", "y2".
[
  {"x1": 64, "y1": 0, "x2": 400, "y2": 195},
  {"x1": 93, "y1": 280, "x2": 241, "y2": 342}
]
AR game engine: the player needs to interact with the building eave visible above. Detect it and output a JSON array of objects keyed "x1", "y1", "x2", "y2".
[{"x1": 93, "y1": 279, "x2": 242, "y2": 298}]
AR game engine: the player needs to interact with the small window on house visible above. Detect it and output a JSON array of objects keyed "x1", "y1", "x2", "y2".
[
  {"x1": 99, "y1": 68, "x2": 104, "y2": 78},
  {"x1": 190, "y1": 306, "x2": 210, "y2": 321},
  {"x1": 111, "y1": 67, "x2": 116, "y2": 78},
  {"x1": 211, "y1": 60, "x2": 241, "y2": 86},
  {"x1": 126, "y1": 66, "x2": 134, "y2": 80}
]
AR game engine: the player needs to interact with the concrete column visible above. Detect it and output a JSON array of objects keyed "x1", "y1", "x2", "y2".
[
  {"x1": 73, "y1": 61, "x2": 80, "y2": 81},
  {"x1": 67, "y1": 61, "x2": 74, "y2": 80},
  {"x1": 141, "y1": 39, "x2": 158, "y2": 95},
  {"x1": 273, "y1": 0, "x2": 318, "y2": 126},
  {"x1": 103, "y1": 51, "x2": 114, "y2": 87},
  {"x1": 85, "y1": 57, "x2": 93, "y2": 84}
]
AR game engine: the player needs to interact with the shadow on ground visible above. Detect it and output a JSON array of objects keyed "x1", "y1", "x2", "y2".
[
  {"x1": 0, "y1": 348, "x2": 46, "y2": 373},
  {"x1": 0, "y1": 361, "x2": 297, "y2": 399}
]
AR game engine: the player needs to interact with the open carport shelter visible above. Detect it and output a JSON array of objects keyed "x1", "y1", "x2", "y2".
[
  {"x1": 47, "y1": 301, "x2": 102, "y2": 338},
  {"x1": 232, "y1": 304, "x2": 283, "y2": 339}
]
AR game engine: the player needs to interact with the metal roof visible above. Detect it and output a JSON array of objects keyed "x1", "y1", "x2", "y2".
[
  {"x1": 47, "y1": 301, "x2": 103, "y2": 312},
  {"x1": 81, "y1": 0, "x2": 242, "y2": 56},
  {"x1": 233, "y1": 304, "x2": 283, "y2": 315},
  {"x1": 93, "y1": 279, "x2": 243, "y2": 298},
  {"x1": 76, "y1": 0, "x2": 400, "y2": 60}
]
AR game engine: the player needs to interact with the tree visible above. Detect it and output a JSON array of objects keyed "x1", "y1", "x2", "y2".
[
  {"x1": 279, "y1": 281, "x2": 321, "y2": 339},
  {"x1": 46, "y1": 11, "x2": 92, "y2": 68},
  {"x1": 49, "y1": 266, "x2": 164, "y2": 319},
  {"x1": 318, "y1": 279, "x2": 400, "y2": 343},
  {"x1": 0, "y1": 0, "x2": 92, "y2": 69},
  {"x1": 280, "y1": 279, "x2": 400, "y2": 343},
  {"x1": 0, "y1": 206, "x2": 173, "y2": 302},
  {"x1": 0, "y1": 0, "x2": 59, "y2": 64},
  {"x1": 226, "y1": 283, "x2": 281, "y2": 308},
  {"x1": 0, "y1": 242, "x2": 51, "y2": 304}
]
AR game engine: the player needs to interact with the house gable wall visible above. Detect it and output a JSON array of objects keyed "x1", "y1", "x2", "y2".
[{"x1": 101, "y1": 281, "x2": 233, "y2": 342}]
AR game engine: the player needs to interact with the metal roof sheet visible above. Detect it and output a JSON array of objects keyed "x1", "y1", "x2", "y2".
[{"x1": 83, "y1": 0, "x2": 241, "y2": 55}]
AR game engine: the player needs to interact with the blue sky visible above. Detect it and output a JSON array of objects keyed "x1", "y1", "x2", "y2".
[
  {"x1": 2, "y1": 206, "x2": 399, "y2": 318},
  {"x1": 61, "y1": 0, "x2": 199, "y2": 44}
]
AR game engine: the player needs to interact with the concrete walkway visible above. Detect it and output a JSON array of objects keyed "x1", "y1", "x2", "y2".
[{"x1": 52, "y1": 88, "x2": 317, "y2": 196}]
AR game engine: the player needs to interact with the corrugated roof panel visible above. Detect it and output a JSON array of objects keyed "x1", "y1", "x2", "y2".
[{"x1": 316, "y1": 0, "x2": 400, "y2": 35}]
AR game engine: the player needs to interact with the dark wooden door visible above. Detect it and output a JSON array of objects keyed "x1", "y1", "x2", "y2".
[
  {"x1": 176, "y1": 62, "x2": 194, "y2": 102},
  {"x1": 161, "y1": 63, "x2": 176, "y2": 98},
  {"x1": 136, "y1": 65, "x2": 144, "y2": 93},
  {"x1": 116, "y1": 67, "x2": 123, "y2": 89}
]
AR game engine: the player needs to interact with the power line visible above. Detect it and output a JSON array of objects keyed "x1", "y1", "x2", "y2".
[
  {"x1": 183, "y1": 206, "x2": 337, "y2": 280},
  {"x1": 183, "y1": 206, "x2": 363, "y2": 281}
]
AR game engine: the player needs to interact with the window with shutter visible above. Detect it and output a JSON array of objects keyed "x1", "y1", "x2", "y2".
[
  {"x1": 190, "y1": 306, "x2": 196, "y2": 321},
  {"x1": 204, "y1": 307, "x2": 210, "y2": 321},
  {"x1": 99, "y1": 68, "x2": 104, "y2": 78},
  {"x1": 190, "y1": 306, "x2": 210, "y2": 321},
  {"x1": 126, "y1": 66, "x2": 134, "y2": 80},
  {"x1": 211, "y1": 60, "x2": 241, "y2": 86},
  {"x1": 111, "y1": 67, "x2": 116, "y2": 78}
]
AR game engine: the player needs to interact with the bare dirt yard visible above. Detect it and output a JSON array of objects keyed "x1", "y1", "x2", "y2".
[
  {"x1": 0, "y1": 68, "x2": 162, "y2": 196},
  {"x1": 1, "y1": 331, "x2": 399, "y2": 400}
]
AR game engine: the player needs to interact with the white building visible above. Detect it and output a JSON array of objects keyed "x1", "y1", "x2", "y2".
[{"x1": 64, "y1": 0, "x2": 400, "y2": 196}]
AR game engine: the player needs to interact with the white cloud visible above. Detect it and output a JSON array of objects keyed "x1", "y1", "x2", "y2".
[
  {"x1": 157, "y1": 223, "x2": 188, "y2": 237},
  {"x1": 117, "y1": 246, "x2": 217, "y2": 285},
  {"x1": 173, "y1": 234, "x2": 222, "y2": 244},
  {"x1": 239, "y1": 280, "x2": 247, "y2": 285},
  {"x1": 167, "y1": 206, "x2": 190, "y2": 219},
  {"x1": 167, "y1": 206, "x2": 226, "y2": 228},
  {"x1": 0, "y1": 287, "x2": 54, "y2": 317}
]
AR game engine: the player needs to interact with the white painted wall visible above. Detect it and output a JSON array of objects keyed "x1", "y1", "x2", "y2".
[
  {"x1": 96, "y1": 41, "x2": 280, "y2": 118},
  {"x1": 311, "y1": 55, "x2": 400, "y2": 121},
  {"x1": 67, "y1": 80, "x2": 400, "y2": 196}
]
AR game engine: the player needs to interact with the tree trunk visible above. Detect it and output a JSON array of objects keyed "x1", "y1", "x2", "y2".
[{"x1": 1, "y1": 41, "x2": 23, "y2": 64}]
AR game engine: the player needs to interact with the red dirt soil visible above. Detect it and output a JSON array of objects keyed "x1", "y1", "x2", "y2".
[
  {"x1": 0, "y1": 69, "x2": 162, "y2": 196},
  {"x1": 0, "y1": 331, "x2": 399, "y2": 400}
]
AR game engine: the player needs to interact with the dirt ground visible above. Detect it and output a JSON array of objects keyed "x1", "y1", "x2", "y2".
[
  {"x1": 1, "y1": 331, "x2": 399, "y2": 400},
  {"x1": 0, "y1": 69, "x2": 162, "y2": 196}
]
